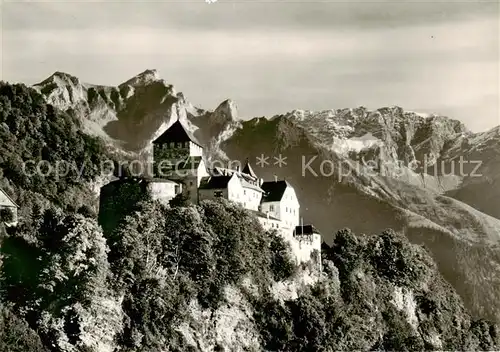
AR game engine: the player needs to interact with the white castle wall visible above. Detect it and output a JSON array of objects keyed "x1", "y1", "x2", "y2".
[
  {"x1": 279, "y1": 187, "x2": 300, "y2": 230},
  {"x1": 293, "y1": 233, "x2": 322, "y2": 264},
  {"x1": 271, "y1": 226, "x2": 322, "y2": 267},
  {"x1": 189, "y1": 142, "x2": 203, "y2": 157},
  {"x1": 240, "y1": 187, "x2": 262, "y2": 212},
  {"x1": 148, "y1": 181, "x2": 180, "y2": 206},
  {"x1": 257, "y1": 216, "x2": 282, "y2": 232}
]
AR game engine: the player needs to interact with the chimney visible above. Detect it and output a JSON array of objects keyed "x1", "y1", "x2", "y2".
[
  {"x1": 274, "y1": 175, "x2": 278, "y2": 182},
  {"x1": 259, "y1": 178, "x2": 264, "y2": 186},
  {"x1": 236, "y1": 165, "x2": 241, "y2": 172}
]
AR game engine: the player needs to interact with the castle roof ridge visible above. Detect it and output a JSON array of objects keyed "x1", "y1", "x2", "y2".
[{"x1": 152, "y1": 120, "x2": 202, "y2": 147}]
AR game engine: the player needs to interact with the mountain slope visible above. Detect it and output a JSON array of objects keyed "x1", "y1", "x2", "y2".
[
  {"x1": 0, "y1": 82, "x2": 111, "y2": 218},
  {"x1": 214, "y1": 112, "x2": 500, "y2": 321},
  {"x1": 33, "y1": 70, "x2": 204, "y2": 151},
  {"x1": 33, "y1": 70, "x2": 500, "y2": 322},
  {"x1": 4, "y1": 197, "x2": 497, "y2": 351},
  {"x1": 444, "y1": 126, "x2": 500, "y2": 219}
]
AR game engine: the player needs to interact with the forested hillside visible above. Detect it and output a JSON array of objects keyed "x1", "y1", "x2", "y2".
[
  {"x1": 0, "y1": 82, "x2": 108, "y2": 219},
  {"x1": 0, "y1": 83, "x2": 498, "y2": 351},
  {"x1": 1, "y1": 199, "x2": 498, "y2": 351}
]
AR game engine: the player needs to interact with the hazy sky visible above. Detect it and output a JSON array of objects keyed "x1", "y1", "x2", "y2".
[{"x1": 1, "y1": 0, "x2": 498, "y2": 131}]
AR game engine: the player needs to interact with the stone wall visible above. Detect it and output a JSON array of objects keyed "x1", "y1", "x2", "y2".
[
  {"x1": 153, "y1": 143, "x2": 190, "y2": 177},
  {"x1": 295, "y1": 234, "x2": 322, "y2": 264},
  {"x1": 147, "y1": 181, "x2": 179, "y2": 206},
  {"x1": 280, "y1": 230, "x2": 322, "y2": 267},
  {"x1": 257, "y1": 216, "x2": 282, "y2": 232}
]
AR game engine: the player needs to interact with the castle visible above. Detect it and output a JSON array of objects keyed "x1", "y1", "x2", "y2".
[{"x1": 98, "y1": 120, "x2": 321, "y2": 264}]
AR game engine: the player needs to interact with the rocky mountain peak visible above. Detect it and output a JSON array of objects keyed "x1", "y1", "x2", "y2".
[
  {"x1": 121, "y1": 69, "x2": 162, "y2": 87},
  {"x1": 33, "y1": 69, "x2": 194, "y2": 149},
  {"x1": 43, "y1": 71, "x2": 81, "y2": 85},
  {"x1": 33, "y1": 71, "x2": 87, "y2": 111},
  {"x1": 213, "y1": 99, "x2": 238, "y2": 121}
]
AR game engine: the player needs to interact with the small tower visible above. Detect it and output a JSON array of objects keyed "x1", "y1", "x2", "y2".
[{"x1": 242, "y1": 159, "x2": 257, "y2": 179}]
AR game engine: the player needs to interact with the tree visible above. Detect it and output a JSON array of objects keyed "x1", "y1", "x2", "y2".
[
  {"x1": 269, "y1": 232, "x2": 297, "y2": 281},
  {"x1": 1, "y1": 208, "x2": 116, "y2": 350},
  {"x1": 168, "y1": 192, "x2": 190, "y2": 208},
  {"x1": 0, "y1": 82, "x2": 110, "y2": 214},
  {"x1": 0, "y1": 304, "x2": 48, "y2": 352},
  {"x1": 0, "y1": 207, "x2": 14, "y2": 223}
]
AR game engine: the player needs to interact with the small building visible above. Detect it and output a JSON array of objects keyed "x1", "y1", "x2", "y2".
[
  {"x1": 294, "y1": 224, "x2": 321, "y2": 241},
  {"x1": 200, "y1": 161, "x2": 264, "y2": 211},
  {"x1": 198, "y1": 175, "x2": 234, "y2": 202},
  {"x1": 260, "y1": 180, "x2": 300, "y2": 231},
  {"x1": 293, "y1": 224, "x2": 322, "y2": 265},
  {"x1": 0, "y1": 188, "x2": 18, "y2": 226}
]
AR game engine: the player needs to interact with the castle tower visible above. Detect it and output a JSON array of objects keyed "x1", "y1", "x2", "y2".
[
  {"x1": 152, "y1": 120, "x2": 203, "y2": 174},
  {"x1": 152, "y1": 120, "x2": 208, "y2": 203}
]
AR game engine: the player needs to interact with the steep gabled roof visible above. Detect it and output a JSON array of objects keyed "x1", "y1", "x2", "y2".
[
  {"x1": 242, "y1": 162, "x2": 257, "y2": 178},
  {"x1": 0, "y1": 188, "x2": 18, "y2": 208},
  {"x1": 198, "y1": 175, "x2": 233, "y2": 190},
  {"x1": 260, "y1": 180, "x2": 292, "y2": 202},
  {"x1": 152, "y1": 120, "x2": 202, "y2": 147},
  {"x1": 101, "y1": 176, "x2": 181, "y2": 188}
]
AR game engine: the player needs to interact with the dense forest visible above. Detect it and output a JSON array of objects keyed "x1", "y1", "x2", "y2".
[
  {"x1": 0, "y1": 83, "x2": 108, "y2": 219},
  {"x1": 0, "y1": 83, "x2": 498, "y2": 351}
]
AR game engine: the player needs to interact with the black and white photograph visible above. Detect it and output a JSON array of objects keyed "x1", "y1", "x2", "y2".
[{"x1": 0, "y1": 0, "x2": 498, "y2": 351}]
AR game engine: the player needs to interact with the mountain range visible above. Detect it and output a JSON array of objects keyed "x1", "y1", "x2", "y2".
[{"x1": 33, "y1": 69, "x2": 500, "y2": 322}]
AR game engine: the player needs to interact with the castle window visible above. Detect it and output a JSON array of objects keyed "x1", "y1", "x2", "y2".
[
  {"x1": 270, "y1": 205, "x2": 274, "y2": 212},
  {"x1": 214, "y1": 190, "x2": 223, "y2": 197},
  {"x1": 170, "y1": 142, "x2": 175, "y2": 148}
]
